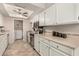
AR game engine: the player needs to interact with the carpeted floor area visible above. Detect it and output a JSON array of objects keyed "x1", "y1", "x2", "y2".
[{"x1": 3, "y1": 40, "x2": 39, "y2": 56}]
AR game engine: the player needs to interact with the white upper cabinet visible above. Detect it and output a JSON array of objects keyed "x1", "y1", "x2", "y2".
[
  {"x1": 35, "y1": 15, "x2": 39, "y2": 22},
  {"x1": 45, "y1": 5, "x2": 56, "y2": 26},
  {"x1": 0, "y1": 14, "x2": 3, "y2": 26},
  {"x1": 56, "y1": 3, "x2": 75, "y2": 24},
  {"x1": 33, "y1": 15, "x2": 38, "y2": 23},
  {"x1": 39, "y1": 12, "x2": 45, "y2": 26},
  {"x1": 31, "y1": 15, "x2": 38, "y2": 27},
  {"x1": 75, "y1": 4, "x2": 79, "y2": 22},
  {"x1": 32, "y1": 3, "x2": 79, "y2": 26}
]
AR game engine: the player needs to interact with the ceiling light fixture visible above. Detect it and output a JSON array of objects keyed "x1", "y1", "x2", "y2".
[{"x1": 13, "y1": 8, "x2": 28, "y2": 17}]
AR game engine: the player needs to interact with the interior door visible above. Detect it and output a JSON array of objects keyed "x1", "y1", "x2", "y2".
[{"x1": 14, "y1": 20, "x2": 23, "y2": 40}]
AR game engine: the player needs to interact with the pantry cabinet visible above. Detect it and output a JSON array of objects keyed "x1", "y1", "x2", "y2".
[{"x1": 45, "y1": 5, "x2": 56, "y2": 26}]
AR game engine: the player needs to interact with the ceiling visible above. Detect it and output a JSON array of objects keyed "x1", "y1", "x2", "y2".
[
  {"x1": 0, "y1": 3, "x2": 53, "y2": 19},
  {"x1": 3, "y1": 4, "x2": 33, "y2": 19}
]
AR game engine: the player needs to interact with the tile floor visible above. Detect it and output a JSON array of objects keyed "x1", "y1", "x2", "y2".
[{"x1": 3, "y1": 40, "x2": 39, "y2": 56}]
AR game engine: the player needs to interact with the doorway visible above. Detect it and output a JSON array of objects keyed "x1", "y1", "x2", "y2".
[{"x1": 14, "y1": 20, "x2": 23, "y2": 40}]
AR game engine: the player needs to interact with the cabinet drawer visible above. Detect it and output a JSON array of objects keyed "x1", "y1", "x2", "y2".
[
  {"x1": 50, "y1": 41, "x2": 59, "y2": 48},
  {"x1": 39, "y1": 37, "x2": 49, "y2": 44},
  {"x1": 50, "y1": 41, "x2": 74, "y2": 56},
  {"x1": 58, "y1": 44, "x2": 74, "y2": 55},
  {"x1": 50, "y1": 47, "x2": 68, "y2": 56}
]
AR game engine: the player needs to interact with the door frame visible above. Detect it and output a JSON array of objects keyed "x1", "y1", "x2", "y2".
[{"x1": 14, "y1": 20, "x2": 23, "y2": 40}]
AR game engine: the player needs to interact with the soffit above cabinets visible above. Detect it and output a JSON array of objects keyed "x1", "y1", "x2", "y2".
[{"x1": 3, "y1": 4, "x2": 33, "y2": 19}]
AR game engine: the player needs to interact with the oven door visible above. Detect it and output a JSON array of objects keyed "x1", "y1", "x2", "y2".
[{"x1": 30, "y1": 34, "x2": 34, "y2": 48}]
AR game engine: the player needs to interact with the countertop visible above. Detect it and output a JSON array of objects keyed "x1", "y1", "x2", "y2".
[
  {"x1": 38, "y1": 33, "x2": 79, "y2": 49},
  {"x1": 0, "y1": 32, "x2": 9, "y2": 36}
]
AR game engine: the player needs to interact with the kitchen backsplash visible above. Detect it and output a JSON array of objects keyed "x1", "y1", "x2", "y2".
[{"x1": 44, "y1": 24, "x2": 79, "y2": 36}]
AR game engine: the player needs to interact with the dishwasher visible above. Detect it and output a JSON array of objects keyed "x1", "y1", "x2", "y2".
[{"x1": 30, "y1": 33, "x2": 34, "y2": 49}]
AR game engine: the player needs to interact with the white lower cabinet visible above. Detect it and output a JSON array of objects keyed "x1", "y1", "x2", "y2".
[
  {"x1": 0, "y1": 41, "x2": 3, "y2": 55},
  {"x1": 50, "y1": 47, "x2": 68, "y2": 56},
  {"x1": 34, "y1": 35, "x2": 79, "y2": 56},
  {"x1": 34, "y1": 34, "x2": 40, "y2": 53},
  {"x1": 0, "y1": 34, "x2": 8, "y2": 56},
  {"x1": 40, "y1": 41, "x2": 50, "y2": 56},
  {"x1": 50, "y1": 41, "x2": 74, "y2": 56}
]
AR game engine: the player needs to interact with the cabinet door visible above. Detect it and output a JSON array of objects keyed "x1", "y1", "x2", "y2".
[
  {"x1": 45, "y1": 5, "x2": 56, "y2": 26},
  {"x1": 35, "y1": 15, "x2": 39, "y2": 22},
  {"x1": 0, "y1": 38, "x2": 5, "y2": 56},
  {"x1": 39, "y1": 12, "x2": 45, "y2": 26},
  {"x1": 3, "y1": 35, "x2": 8, "y2": 49},
  {"x1": 40, "y1": 41, "x2": 50, "y2": 56},
  {"x1": 33, "y1": 15, "x2": 38, "y2": 23},
  {"x1": 50, "y1": 47, "x2": 68, "y2": 56},
  {"x1": 0, "y1": 35, "x2": 8, "y2": 56},
  {"x1": 0, "y1": 14, "x2": 3, "y2": 26},
  {"x1": 75, "y1": 4, "x2": 79, "y2": 22},
  {"x1": 0, "y1": 41, "x2": 3, "y2": 56},
  {"x1": 56, "y1": 3, "x2": 75, "y2": 24},
  {"x1": 34, "y1": 34, "x2": 40, "y2": 53}
]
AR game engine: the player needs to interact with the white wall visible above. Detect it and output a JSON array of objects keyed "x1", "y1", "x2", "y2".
[
  {"x1": 3, "y1": 17, "x2": 32, "y2": 44},
  {"x1": 3, "y1": 17, "x2": 15, "y2": 44},
  {"x1": 12, "y1": 18, "x2": 32, "y2": 42},
  {"x1": 23, "y1": 19, "x2": 32, "y2": 42}
]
